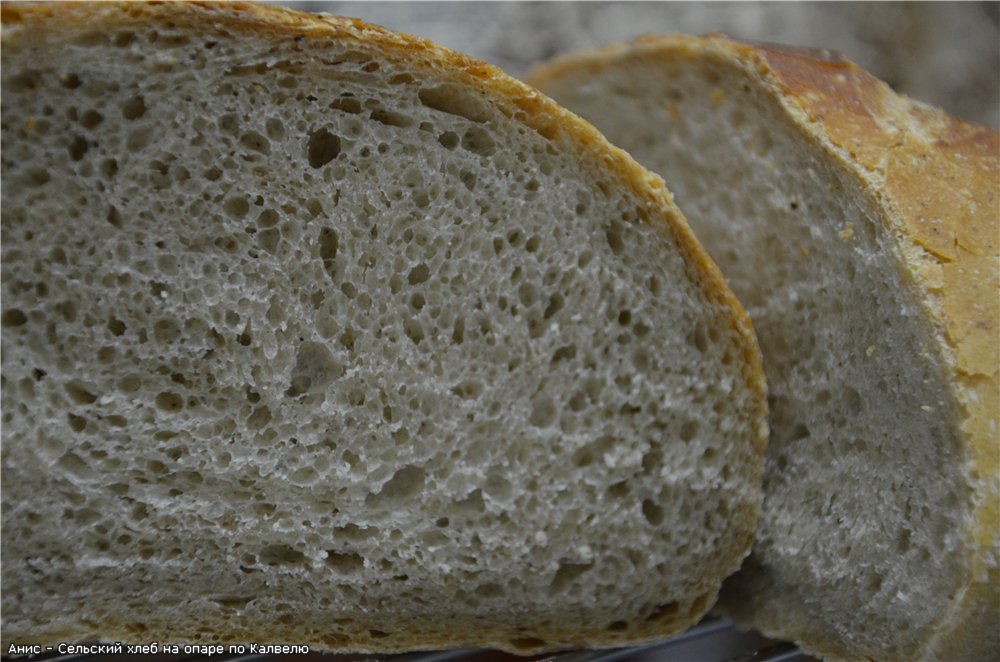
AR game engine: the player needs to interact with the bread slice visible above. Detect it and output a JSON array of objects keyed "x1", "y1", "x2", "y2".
[
  {"x1": 530, "y1": 35, "x2": 999, "y2": 661},
  {"x1": 0, "y1": 4, "x2": 767, "y2": 653}
]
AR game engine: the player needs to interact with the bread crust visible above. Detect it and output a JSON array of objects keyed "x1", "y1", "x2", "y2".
[
  {"x1": 0, "y1": 3, "x2": 767, "y2": 653},
  {"x1": 531, "y1": 34, "x2": 999, "y2": 661}
]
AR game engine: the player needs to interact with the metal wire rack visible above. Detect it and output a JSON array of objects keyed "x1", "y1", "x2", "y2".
[{"x1": 8, "y1": 616, "x2": 815, "y2": 662}]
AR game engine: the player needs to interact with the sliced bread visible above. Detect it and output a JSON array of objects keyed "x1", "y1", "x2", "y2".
[
  {"x1": 531, "y1": 34, "x2": 999, "y2": 661},
  {"x1": 0, "y1": 4, "x2": 767, "y2": 653}
]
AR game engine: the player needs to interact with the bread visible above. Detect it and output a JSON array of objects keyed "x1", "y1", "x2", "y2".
[
  {"x1": 0, "y1": 3, "x2": 768, "y2": 653},
  {"x1": 530, "y1": 35, "x2": 999, "y2": 661}
]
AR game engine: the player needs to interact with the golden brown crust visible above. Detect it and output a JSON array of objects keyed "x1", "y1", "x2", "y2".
[
  {"x1": 748, "y1": 37, "x2": 999, "y2": 662},
  {"x1": 1, "y1": 2, "x2": 767, "y2": 654},
  {"x1": 531, "y1": 33, "x2": 999, "y2": 661}
]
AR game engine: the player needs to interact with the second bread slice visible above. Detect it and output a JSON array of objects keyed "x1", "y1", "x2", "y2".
[{"x1": 531, "y1": 33, "x2": 999, "y2": 661}]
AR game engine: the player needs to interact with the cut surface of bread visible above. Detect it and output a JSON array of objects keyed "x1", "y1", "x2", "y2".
[
  {"x1": 0, "y1": 4, "x2": 767, "y2": 654},
  {"x1": 530, "y1": 35, "x2": 999, "y2": 661}
]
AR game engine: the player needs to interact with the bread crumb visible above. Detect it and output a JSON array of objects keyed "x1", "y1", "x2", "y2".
[
  {"x1": 866, "y1": 345, "x2": 876, "y2": 356},
  {"x1": 838, "y1": 223, "x2": 855, "y2": 240}
]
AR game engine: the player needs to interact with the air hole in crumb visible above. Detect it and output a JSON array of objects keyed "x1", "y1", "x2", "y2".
[
  {"x1": 689, "y1": 592, "x2": 712, "y2": 617},
  {"x1": 68, "y1": 135, "x2": 89, "y2": 161},
  {"x1": 455, "y1": 489, "x2": 485, "y2": 513},
  {"x1": 606, "y1": 221, "x2": 625, "y2": 255},
  {"x1": 646, "y1": 601, "x2": 679, "y2": 623},
  {"x1": 2, "y1": 309, "x2": 27, "y2": 327},
  {"x1": 57, "y1": 452, "x2": 96, "y2": 480},
  {"x1": 122, "y1": 95, "x2": 146, "y2": 120},
  {"x1": 543, "y1": 293, "x2": 564, "y2": 319},
  {"x1": 155, "y1": 391, "x2": 183, "y2": 412},
  {"x1": 689, "y1": 326, "x2": 709, "y2": 353},
  {"x1": 65, "y1": 381, "x2": 98, "y2": 405},
  {"x1": 286, "y1": 341, "x2": 342, "y2": 397},
  {"x1": 266, "y1": 118, "x2": 285, "y2": 140},
  {"x1": 462, "y1": 126, "x2": 496, "y2": 156},
  {"x1": 212, "y1": 595, "x2": 253, "y2": 609},
  {"x1": 26, "y1": 168, "x2": 50, "y2": 187},
  {"x1": 329, "y1": 97, "x2": 362, "y2": 114},
  {"x1": 240, "y1": 131, "x2": 270, "y2": 155},
  {"x1": 307, "y1": 128, "x2": 341, "y2": 168},
  {"x1": 258, "y1": 544, "x2": 306, "y2": 566},
  {"x1": 438, "y1": 131, "x2": 459, "y2": 149},
  {"x1": 218, "y1": 113, "x2": 240, "y2": 135},
  {"x1": 403, "y1": 319, "x2": 424, "y2": 345},
  {"x1": 370, "y1": 109, "x2": 413, "y2": 127},
  {"x1": 153, "y1": 319, "x2": 182, "y2": 343},
  {"x1": 106, "y1": 205, "x2": 124, "y2": 228},
  {"x1": 642, "y1": 499, "x2": 665, "y2": 526},
  {"x1": 290, "y1": 466, "x2": 317, "y2": 485},
  {"x1": 551, "y1": 344, "x2": 576, "y2": 362},
  {"x1": 528, "y1": 395, "x2": 556, "y2": 428},
  {"x1": 518, "y1": 282, "x2": 538, "y2": 307},
  {"x1": 607, "y1": 481, "x2": 629, "y2": 499},
  {"x1": 366, "y1": 466, "x2": 425, "y2": 507},
  {"x1": 339, "y1": 328, "x2": 357, "y2": 351},
  {"x1": 549, "y1": 561, "x2": 593, "y2": 594},
  {"x1": 80, "y1": 109, "x2": 103, "y2": 129},
  {"x1": 450, "y1": 380, "x2": 483, "y2": 400},
  {"x1": 319, "y1": 228, "x2": 339, "y2": 278},
  {"x1": 61, "y1": 72, "x2": 83, "y2": 89},
  {"x1": 67, "y1": 413, "x2": 87, "y2": 432},
  {"x1": 247, "y1": 406, "x2": 271, "y2": 429},
  {"x1": 897, "y1": 528, "x2": 911, "y2": 553},
  {"x1": 408, "y1": 264, "x2": 430, "y2": 285},
  {"x1": 459, "y1": 170, "x2": 476, "y2": 191},
  {"x1": 418, "y1": 84, "x2": 488, "y2": 123},
  {"x1": 223, "y1": 196, "x2": 250, "y2": 219},
  {"x1": 326, "y1": 552, "x2": 364, "y2": 573}
]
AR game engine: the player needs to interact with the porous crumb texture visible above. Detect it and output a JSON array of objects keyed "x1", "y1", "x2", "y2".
[
  {"x1": 0, "y1": 4, "x2": 765, "y2": 653},
  {"x1": 533, "y1": 43, "x2": 983, "y2": 660}
]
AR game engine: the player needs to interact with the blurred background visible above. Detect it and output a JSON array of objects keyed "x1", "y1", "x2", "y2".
[{"x1": 275, "y1": 1, "x2": 1000, "y2": 129}]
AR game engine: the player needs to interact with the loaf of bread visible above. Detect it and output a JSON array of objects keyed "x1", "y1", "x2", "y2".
[
  {"x1": 530, "y1": 34, "x2": 999, "y2": 661},
  {"x1": 0, "y1": 3, "x2": 768, "y2": 653}
]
